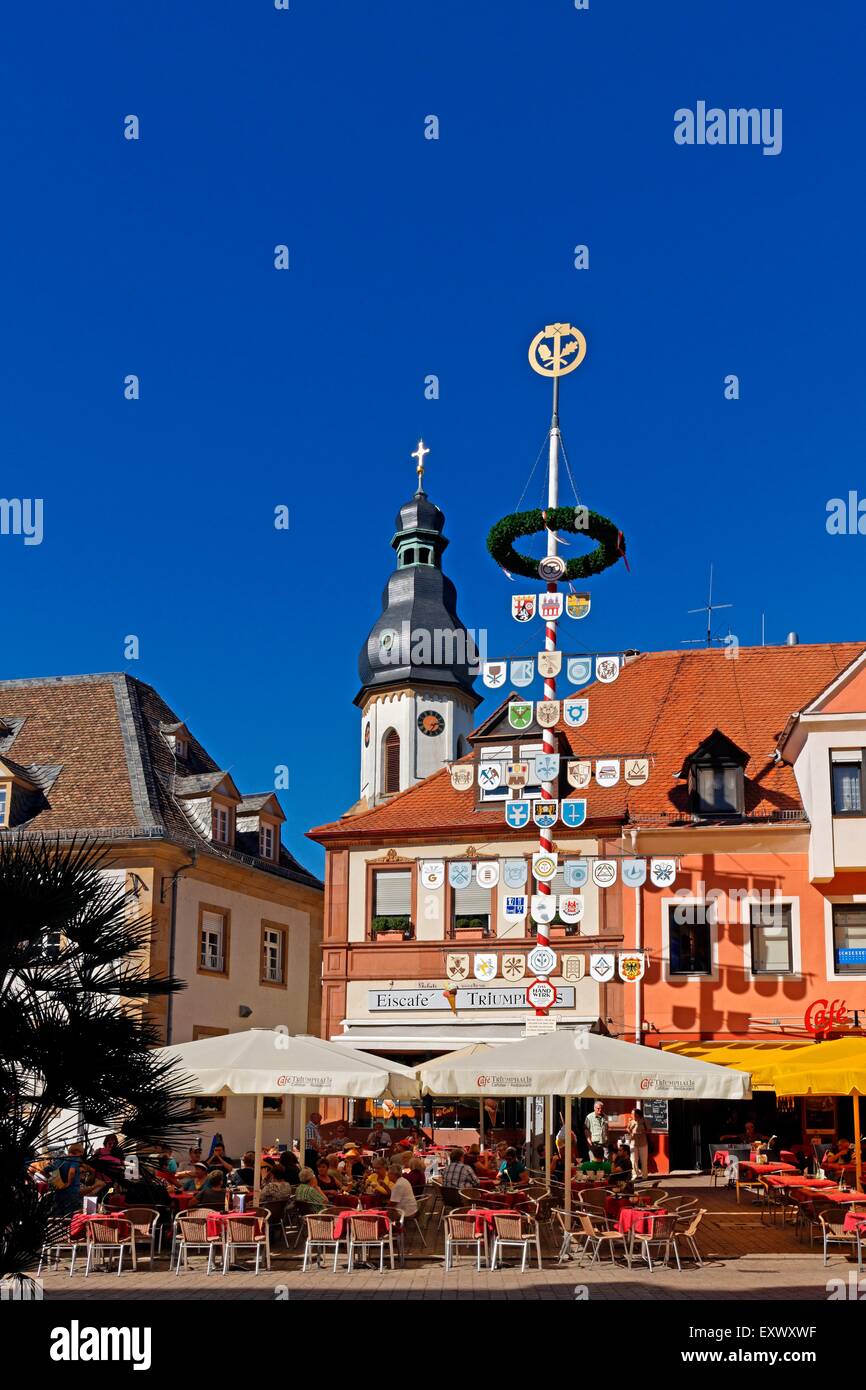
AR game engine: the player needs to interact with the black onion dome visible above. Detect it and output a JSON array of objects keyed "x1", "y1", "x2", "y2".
[{"x1": 355, "y1": 488, "x2": 479, "y2": 704}]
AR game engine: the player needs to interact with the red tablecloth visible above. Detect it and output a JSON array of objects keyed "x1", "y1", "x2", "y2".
[
  {"x1": 69, "y1": 1214, "x2": 131, "y2": 1240},
  {"x1": 205, "y1": 1213, "x2": 264, "y2": 1239},
  {"x1": 618, "y1": 1207, "x2": 669, "y2": 1236},
  {"x1": 333, "y1": 1208, "x2": 390, "y2": 1240},
  {"x1": 738, "y1": 1162, "x2": 798, "y2": 1180},
  {"x1": 768, "y1": 1176, "x2": 832, "y2": 1190},
  {"x1": 463, "y1": 1208, "x2": 504, "y2": 1236},
  {"x1": 712, "y1": 1150, "x2": 731, "y2": 1166},
  {"x1": 807, "y1": 1186, "x2": 866, "y2": 1205},
  {"x1": 604, "y1": 1194, "x2": 630, "y2": 1221},
  {"x1": 170, "y1": 1191, "x2": 199, "y2": 1210},
  {"x1": 843, "y1": 1212, "x2": 866, "y2": 1232}
]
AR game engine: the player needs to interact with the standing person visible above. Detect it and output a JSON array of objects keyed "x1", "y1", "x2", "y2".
[
  {"x1": 627, "y1": 1104, "x2": 652, "y2": 1179},
  {"x1": 305, "y1": 1112, "x2": 323, "y2": 1167},
  {"x1": 584, "y1": 1101, "x2": 609, "y2": 1160}
]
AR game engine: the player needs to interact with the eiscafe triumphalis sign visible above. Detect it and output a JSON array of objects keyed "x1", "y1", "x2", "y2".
[{"x1": 368, "y1": 987, "x2": 576, "y2": 1011}]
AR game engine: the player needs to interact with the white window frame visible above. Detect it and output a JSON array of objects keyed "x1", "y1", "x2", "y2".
[
  {"x1": 259, "y1": 823, "x2": 275, "y2": 860},
  {"x1": 660, "y1": 896, "x2": 719, "y2": 983},
  {"x1": 262, "y1": 926, "x2": 284, "y2": 984},
  {"x1": 824, "y1": 896, "x2": 866, "y2": 981},
  {"x1": 0, "y1": 782, "x2": 8, "y2": 827},
  {"x1": 478, "y1": 745, "x2": 511, "y2": 800},
  {"x1": 741, "y1": 894, "x2": 801, "y2": 978},
  {"x1": 212, "y1": 803, "x2": 231, "y2": 844},
  {"x1": 199, "y1": 912, "x2": 226, "y2": 973}
]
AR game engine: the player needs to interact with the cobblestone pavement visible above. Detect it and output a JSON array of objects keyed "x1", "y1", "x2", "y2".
[{"x1": 37, "y1": 1177, "x2": 863, "y2": 1302}]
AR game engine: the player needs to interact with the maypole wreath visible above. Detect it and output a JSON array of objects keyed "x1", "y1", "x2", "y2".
[{"x1": 486, "y1": 505, "x2": 626, "y2": 581}]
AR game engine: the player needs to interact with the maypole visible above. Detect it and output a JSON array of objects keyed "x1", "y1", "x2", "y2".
[{"x1": 527, "y1": 323, "x2": 586, "y2": 1013}]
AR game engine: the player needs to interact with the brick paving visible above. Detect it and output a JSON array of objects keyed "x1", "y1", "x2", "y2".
[{"x1": 38, "y1": 1178, "x2": 862, "y2": 1302}]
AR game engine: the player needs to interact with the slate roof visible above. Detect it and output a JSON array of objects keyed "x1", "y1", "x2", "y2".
[
  {"x1": 0, "y1": 673, "x2": 322, "y2": 891},
  {"x1": 309, "y1": 642, "x2": 866, "y2": 844}
]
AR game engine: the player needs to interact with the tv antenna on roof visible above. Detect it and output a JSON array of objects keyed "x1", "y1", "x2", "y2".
[{"x1": 682, "y1": 564, "x2": 732, "y2": 648}]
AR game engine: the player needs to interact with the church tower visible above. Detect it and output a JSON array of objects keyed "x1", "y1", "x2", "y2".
[{"x1": 356, "y1": 443, "x2": 481, "y2": 807}]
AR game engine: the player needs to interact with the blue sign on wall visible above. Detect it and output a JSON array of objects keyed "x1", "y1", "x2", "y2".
[{"x1": 838, "y1": 948, "x2": 866, "y2": 965}]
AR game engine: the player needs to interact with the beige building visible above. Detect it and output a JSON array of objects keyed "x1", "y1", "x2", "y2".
[{"x1": 0, "y1": 672, "x2": 323, "y2": 1156}]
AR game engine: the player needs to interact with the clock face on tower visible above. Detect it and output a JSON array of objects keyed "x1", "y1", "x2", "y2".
[{"x1": 417, "y1": 709, "x2": 445, "y2": 737}]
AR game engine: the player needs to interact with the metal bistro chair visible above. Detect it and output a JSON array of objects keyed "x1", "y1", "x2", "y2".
[
  {"x1": 574, "y1": 1210, "x2": 628, "y2": 1267},
  {"x1": 221, "y1": 1211, "x2": 271, "y2": 1275},
  {"x1": 84, "y1": 1217, "x2": 137, "y2": 1277},
  {"x1": 302, "y1": 1211, "x2": 343, "y2": 1272},
  {"x1": 444, "y1": 1211, "x2": 487, "y2": 1271},
  {"x1": 173, "y1": 1209, "x2": 221, "y2": 1275},
  {"x1": 436, "y1": 1184, "x2": 467, "y2": 1231},
  {"x1": 673, "y1": 1207, "x2": 706, "y2": 1266},
  {"x1": 818, "y1": 1207, "x2": 860, "y2": 1267},
  {"x1": 552, "y1": 1208, "x2": 587, "y2": 1264},
  {"x1": 631, "y1": 1213, "x2": 680, "y2": 1272},
  {"x1": 346, "y1": 1210, "x2": 395, "y2": 1273},
  {"x1": 37, "y1": 1223, "x2": 86, "y2": 1278},
  {"x1": 118, "y1": 1207, "x2": 162, "y2": 1266},
  {"x1": 490, "y1": 1210, "x2": 543, "y2": 1272}
]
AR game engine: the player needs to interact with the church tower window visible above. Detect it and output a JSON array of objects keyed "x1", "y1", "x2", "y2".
[{"x1": 383, "y1": 728, "x2": 401, "y2": 794}]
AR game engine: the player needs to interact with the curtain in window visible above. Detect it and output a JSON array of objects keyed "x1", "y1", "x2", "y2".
[{"x1": 832, "y1": 763, "x2": 862, "y2": 813}]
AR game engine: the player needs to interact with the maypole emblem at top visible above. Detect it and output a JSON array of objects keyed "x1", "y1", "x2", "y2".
[{"x1": 528, "y1": 322, "x2": 587, "y2": 378}]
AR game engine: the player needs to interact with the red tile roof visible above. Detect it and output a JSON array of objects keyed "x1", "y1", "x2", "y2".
[{"x1": 309, "y1": 642, "x2": 866, "y2": 843}]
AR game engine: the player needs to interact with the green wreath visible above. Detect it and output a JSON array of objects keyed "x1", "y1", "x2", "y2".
[{"x1": 486, "y1": 505, "x2": 626, "y2": 581}]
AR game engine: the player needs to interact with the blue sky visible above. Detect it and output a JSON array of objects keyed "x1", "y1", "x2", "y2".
[{"x1": 1, "y1": 2, "x2": 864, "y2": 873}]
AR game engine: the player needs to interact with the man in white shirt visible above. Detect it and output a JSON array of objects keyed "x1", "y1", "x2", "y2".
[{"x1": 387, "y1": 1162, "x2": 419, "y2": 1220}]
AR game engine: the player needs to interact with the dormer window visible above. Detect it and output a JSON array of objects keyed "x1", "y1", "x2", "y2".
[
  {"x1": 695, "y1": 765, "x2": 742, "y2": 815},
  {"x1": 175, "y1": 737, "x2": 188, "y2": 762},
  {"x1": 678, "y1": 729, "x2": 748, "y2": 819},
  {"x1": 259, "y1": 822, "x2": 276, "y2": 860},
  {"x1": 212, "y1": 803, "x2": 232, "y2": 844}
]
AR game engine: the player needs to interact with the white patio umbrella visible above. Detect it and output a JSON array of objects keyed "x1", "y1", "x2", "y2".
[
  {"x1": 157, "y1": 1029, "x2": 419, "y2": 1200},
  {"x1": 416, "y1": 1029, "x2": 751, "y2": 1211}
]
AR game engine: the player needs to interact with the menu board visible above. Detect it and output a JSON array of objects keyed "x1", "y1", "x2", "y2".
[{"x1": 641, "y1": 1099, "x2": 669, "y2": 1133}]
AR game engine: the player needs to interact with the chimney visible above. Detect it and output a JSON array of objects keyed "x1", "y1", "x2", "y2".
[{"x1": 786, "y1": 632, "x2": 799, "y2": 646}]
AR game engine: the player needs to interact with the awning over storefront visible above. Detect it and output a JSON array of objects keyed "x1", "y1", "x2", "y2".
[{"x1": 664, "y1": 1037, "x2": 866, "y2": 1096}]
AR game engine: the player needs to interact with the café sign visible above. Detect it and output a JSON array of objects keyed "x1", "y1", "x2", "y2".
[{"x1": 367, "y1": 987, "x2": 577, "y2": 1012}]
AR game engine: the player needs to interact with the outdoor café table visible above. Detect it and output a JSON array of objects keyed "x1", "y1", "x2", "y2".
[
  {"x1": 736, "y1": 1161, "x2": 797, "y2": 1202},
  {"x1": 805, "y1": 1186, "x2": 866, "y2": 1205},
  {"x1": 332, "y1": 1208, "x2": 390, "y2": 1241},
  {"x1": 604, "y1": 1194, "x2": 630, "y2": 1222},
  {"x1": 464, "y1": 1207, "x2": 500, "y2": 1236}
]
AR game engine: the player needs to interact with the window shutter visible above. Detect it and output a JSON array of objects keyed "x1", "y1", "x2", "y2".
[
  {"x1": 374, "y1": 870, "x2": 411, "y2": 915},
  {"x1": 454, "y1": 878, "x2": 491, "y2": 915},
  {"x1": 384, "y1": 730, "x2": 401, "y2": 793}
]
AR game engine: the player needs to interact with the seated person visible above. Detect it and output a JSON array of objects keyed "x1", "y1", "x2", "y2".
[
  {"x1": 363, "y1": 1158, "x2": 394, "y2": 1198},
  {"x1": 343, "y1": 1145, "x2": 366, "y2": 1180},
  {"x1": 405, "y1": 1155, "x2": 427, "y2": 1193},
  {"x1": 387, "y1": 1161, "x2": 419, "y2": 1221},
  {"x1": 316, "y1": 1159, "x2": 345, "y2": 1194},
  {"x1": 280, "y1": 1151, "x2": 301, "y2": 1186},
  {"x1": 294, "y1": 1167, "x2": 328, "y2": 1211},
  {"x1": 180, "y1": 1161, "x2": 221, "y2": 1195},
  {"x1": 474, "y1": 1149, "x2": 498, "y2": 1178},
  {"x1": 206, "y1": 1142, "x2": 236, "y2": 1174},
  {"x1": 498, "y1": 1147, "x2": 526, "y2": 1186},
  {"x1": 229, "y1": 1151, "x2": 257, "y2": 1187},
  {"x1": 609, "y1": 1141, "x2": 633, "y2": 1184},
  {"x1": 825, "y1": 1138, "x2": 854, "y2": 1168},
  {"x1": 259, "y1": 1160, "x2": 294, "y2": 1202}
]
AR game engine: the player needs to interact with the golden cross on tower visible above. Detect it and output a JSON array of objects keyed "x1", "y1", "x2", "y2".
[{"x1": 412, "y1": 439, "x2": 430, "y2": 490}]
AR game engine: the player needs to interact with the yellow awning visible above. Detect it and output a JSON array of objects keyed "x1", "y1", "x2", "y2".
[{"x1": 664, "y1": 1037, "x2": 866, "y2": 1096}]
